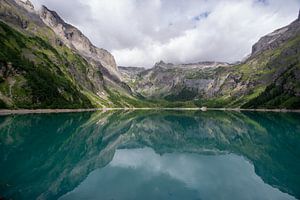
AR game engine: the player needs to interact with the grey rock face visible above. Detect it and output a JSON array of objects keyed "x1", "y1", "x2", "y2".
[
  {"x1": 14, "y1": 0, "x2": 34, "y2": 12},
  {"x1": 0, "y1": 0, "x2": 45, "y2": 31},
  {"x1": 121, "y1": 61, "x2": 231, "y2": 100},
  {"x1": 250, "y1": 15, "x2": 300, "y2": 58},
  {"x1": 37, "y1": 5, "x2": 135, "y2": 98},
  {"x1": 39, "y1": 6, "x2": 121, "y2": 81},
  {"x1": 118, "y1": 66, "x2": 146, "y2": 82}
]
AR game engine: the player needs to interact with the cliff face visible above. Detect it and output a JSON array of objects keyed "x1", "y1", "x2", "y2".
[
  {"x1": 120, "y1": 61, "x2": 231, "y2": 100},
  {"x1": 14, "y1": 0, "x2": 34, "y2": 12},
  {"x1": 250, "y1": 11, "x2": 300, "y2": 58},
  {"x1": 39, "y1": 6, "x2": 121, "y2": 81}
]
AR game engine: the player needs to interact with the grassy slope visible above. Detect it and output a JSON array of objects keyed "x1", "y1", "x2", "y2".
[
  {"x1": 0, "y1": 20, "x2": 158, "y2": 109},
  {"x1": 196, "y1": 35, "x2": 300, "y2": 109},
  {"x1": 242, "y1": 37, "x2": 300, "y2": 109},
  {"x1": 0, "y1": 21, "x2": 94, "y2": 109}
]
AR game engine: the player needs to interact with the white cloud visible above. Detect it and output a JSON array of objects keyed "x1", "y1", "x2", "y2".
[{"x1": 31, "y1": 0, "x2": 300, "y2": 67}]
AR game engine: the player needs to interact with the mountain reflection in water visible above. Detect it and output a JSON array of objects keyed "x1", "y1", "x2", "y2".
[{"x1": 0, "y1": 110, "x2": 299, "y2": 200}]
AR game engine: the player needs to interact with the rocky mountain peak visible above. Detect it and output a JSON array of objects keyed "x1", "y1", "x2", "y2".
[
  {"x1": 152, "y1": 60, "x2": 229, "y2": 70},
  {"x1": 154, "y1": 60, "x2": 175, "y2": 69},
  {"x1": 250, "y1": 11, "x2": 300, "y2": 58},
  {"x1": 14, "y1": 0, "x2": 34, "y2": 12},
  {"x1": 40, "y1": 5, "x2": 66, "y2": 27},
  {"x1": 39, "y1": 5, "x2": 121, "y2": 80},
  {"x1": 157, "y1": 60, "x2": 165, "y2": 65}
]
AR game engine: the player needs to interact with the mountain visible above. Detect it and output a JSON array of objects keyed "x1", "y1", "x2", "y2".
[
  {"x1": 0, "y1": 0, "x2": 299, "y2": 109},
  {"x1": 120, "y1": 12, "x2": 300, "y2": 109},
  {"x1": 0, "y1": 0, "x2": 147, "y2": 109},
  {"x1": 119, "y1": 61, "x2": 232, "y2": 101},
  {"x1": 39, "y1": 5, "x2": 122, "y2": 82}
]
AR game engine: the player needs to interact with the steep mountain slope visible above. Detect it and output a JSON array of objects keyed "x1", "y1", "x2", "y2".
[
  {"x1": 120, "y1": 61, "x2": 231, "y2": 101},
  {"x1": 206, "y1": 12, "x2": 300, "y2": 109},
  {"x1": 240, "y1": 15, "x2": 300, "y2": 108},
  {"x1": 120, "y1": 13, "x2": 300, "y2": 109},
  {"x1": 0, "y1": 0, "x2": 145, "y2": 108},
  {"x1": 0, "y1": 21, "x2": 93, "y2": 108},
  {"x1": 39, "y1": 5, "x2": 124, "y2": 89}
]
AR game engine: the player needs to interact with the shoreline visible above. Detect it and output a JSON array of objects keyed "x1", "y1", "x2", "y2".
[{"x1": 0, "y1": 107, "x2": 300, "y2": 115}]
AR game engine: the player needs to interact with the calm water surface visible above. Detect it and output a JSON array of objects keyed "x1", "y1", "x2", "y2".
[{"x1": 0, "y1": 110, "x2": 299, "y2": 200}]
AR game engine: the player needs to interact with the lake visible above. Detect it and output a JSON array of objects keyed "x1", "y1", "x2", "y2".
[{"x1": 0, "y1": 110, "x2": 299, "y2": 200}]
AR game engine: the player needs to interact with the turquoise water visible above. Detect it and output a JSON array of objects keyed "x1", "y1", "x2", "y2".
[{"x1": 0, "y1": 110, "x2": 299, "y2": 200}]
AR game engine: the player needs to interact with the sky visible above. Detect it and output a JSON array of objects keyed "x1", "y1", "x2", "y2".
[{"x1": 30, "y1": 0, "x2": 300, "y2": 67}]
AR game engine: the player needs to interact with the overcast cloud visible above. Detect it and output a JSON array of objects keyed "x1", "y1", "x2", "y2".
[{"x1": 30, "y1": 0, "x2": 300, "y2": 67}]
